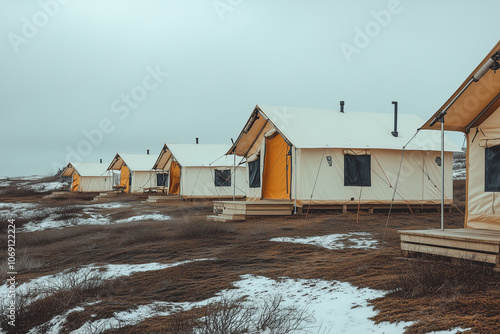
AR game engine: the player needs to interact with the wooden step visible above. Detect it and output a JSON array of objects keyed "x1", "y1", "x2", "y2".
[
  {"x1": 206, "y1": 214, "x2": 246, "y2": 222},
  {"x1": 221, "y1": 208, "x2": 291, "y2": 216}
]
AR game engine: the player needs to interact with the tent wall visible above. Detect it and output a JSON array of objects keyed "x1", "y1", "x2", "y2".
[
  {"x1": 179, "y1": 166, "x2": 246, "y2": 198},
  {"x1": 244, "y1": 146, "x2": 453, "y2": 204},
  {"x1": 79, "y1": 176, "x2": 113, "y2": 192},
  {"x1": 295, "y1": 148, "x2": 451, "y2": 205},
  {"x1": 130, "y1": 171, "x2": 157, "y2": 193},
  {"x1": 466, "y1": 107, "x2": 500, "y2": 230}
]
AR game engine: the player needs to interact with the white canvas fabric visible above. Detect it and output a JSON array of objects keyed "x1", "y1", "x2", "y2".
[
  {"x1": 467, "y1": 106, "x2": 500, "y2": 229},
  {"x1": 107, "y1": 154, "x2": 160, "y2": 193},
  {"x1": 258, "y1": 105, "x2": 459, "y2": 151},
  {"x1": 154, "y1": 144, "x2": 247, "y2": 198},
  {"x1": 232, "y1": 105, "x2": 459, "y2": 206},
  {"x1": 62, "y1": 162, "x2": 113, "y2": 192}
]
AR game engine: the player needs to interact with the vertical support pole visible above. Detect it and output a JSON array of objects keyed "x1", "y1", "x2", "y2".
[
  {"x1": 441, "y1": 118, "x2": 445, "y2": 231},
  {"x1": 294, "y1": 147, "x2": 298, "y2": 214},
  {"x1": 233, "y1": 154, "x2": 236, "y2": 201}
]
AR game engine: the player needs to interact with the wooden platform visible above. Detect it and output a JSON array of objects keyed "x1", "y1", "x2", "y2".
[
  {"x1": 399, "y1": 228, "x2": 500, "y2": 270},
  {"x1": 209, "y1": 200, "x2": 294, "y2": 221},
  {"x1": 145, "y1": 195, "x2": 180, "y2": 203},
  {"x1": 300, "y1": 203, "x2": 451, "y2": 214}
]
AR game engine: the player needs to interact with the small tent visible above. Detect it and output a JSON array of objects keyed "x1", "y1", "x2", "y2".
[
  {"x1": 61, "y1": 162, "x2": 113, "y2": 192},
  {"x1": 229, "y1": 105, "x2": 460, "y2": 209},
  {"x1": 107, "y1": 153, "x2": 160, "y2": 193},
  {"x1": 153, "y1": 144, "x2": 246, "y2": 199},
  {"x1": 421, "y1": 40, "x2": 500, "y2": 230}
]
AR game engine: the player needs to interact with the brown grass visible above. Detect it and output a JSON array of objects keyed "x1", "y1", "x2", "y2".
[
  {"x1": 1, "y1": 183, "x2": 498, "y2": 333},
  {"x1": 175, "y1": 220, "x2": 236, "y2": 239},
  {"x1": 389, "y1": 257, "x2": 492, "y2": 298},
  {"x1": 0, "y1": 269, "x2": 119, "y2": 334}
]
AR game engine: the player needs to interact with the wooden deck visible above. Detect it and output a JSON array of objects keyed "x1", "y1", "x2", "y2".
[
  {"x1": 399, "y1": 228, "x2": 500, "y2": 271},
  {"x1": 208, "y1": 200, "x2": 294, "y2": 221}
]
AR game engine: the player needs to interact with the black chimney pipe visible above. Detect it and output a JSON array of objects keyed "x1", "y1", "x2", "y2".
[
  {"x1": 340, "y1": 101, "x2": 345, "y2": 113},
  {"x1": 147, "y1": 149, "x2": 150, "y2": 155},
  {"x1": 196, "y1": 137, "x2": 199, "y2": 144},
  {"x1": 391, "y1": 101, "x2": 398, "y2": 137}
]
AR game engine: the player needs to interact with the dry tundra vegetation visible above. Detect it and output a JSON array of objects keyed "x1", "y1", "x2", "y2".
[{"x1": 0, "y1": 176, "x2": 499, "y2": 333}]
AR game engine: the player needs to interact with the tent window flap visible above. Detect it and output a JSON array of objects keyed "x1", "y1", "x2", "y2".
[
  {"x1": 344, "y1": 154, "x2": 371, "y2": 187},
  {"x1": 248, "y1": 158, "x2": 261, "y2": 188},
  {"x1": 485, "y1": 146, "x2": 500, "y2": 192},
  {"x1": 215, "y1": 169, "x2": 231, "y2": 187}
]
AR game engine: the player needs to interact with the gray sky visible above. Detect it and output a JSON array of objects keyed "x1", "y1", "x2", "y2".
[{"x1": 1, "y1": 0, "x2": 498, "y2": 177}]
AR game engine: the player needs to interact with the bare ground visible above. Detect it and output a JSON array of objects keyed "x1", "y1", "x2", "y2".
[{"x1": 1, "y1": 179, "x2": 499, "y2": 333}]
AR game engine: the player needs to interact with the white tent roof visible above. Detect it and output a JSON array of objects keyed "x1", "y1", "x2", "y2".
[
  {"x1": 62, "y1": 162, "x2": 110, "y2": 177},
  {"x1": 108, "y1": 154, "x2": 159, "y2": 171},
  {"x1": 257, "y1": 105, "x2": 461, "y2": 151},
  {"x1": 166, "y1": 144, "x2": 236, "y2": 167}
]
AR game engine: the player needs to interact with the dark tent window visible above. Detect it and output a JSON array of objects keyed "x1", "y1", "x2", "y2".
[
  {"x1": 248, "y1": 158, "x2": 261, "y2": 188},
  {"x1": 215, "y1": 169, "x2": 231, "y2": 187},
  {"x1": 344, "y1": 154, "x2": 371, "y2": 187},
  {"x1": 485, "y1": 146, "x2": 500, "y2": 192},
  {"x1": 156, "y1": 173, "x2": 168, "y2": 187}
]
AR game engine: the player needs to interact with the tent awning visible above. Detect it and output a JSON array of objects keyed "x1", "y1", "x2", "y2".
[{"x1": 421, "y1": 41, "x2": 500, "y2": 133}]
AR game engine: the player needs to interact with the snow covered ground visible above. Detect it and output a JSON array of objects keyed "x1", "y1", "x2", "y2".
[
  {"x1": 0, "y1": 201, "x2": 170, "y2": 232},
  {"x1": 0, "y1": 259, "x2": 215, "y2": 307},
  {"x1": 26, "y1": 271, "x2": 469, "y2": 334},
  {"x1": 0, "y1": 175, "x2": 65, "y2": 192},
  {"x1": 271, "y1": 232, "x2": 378, "y2": 250}
]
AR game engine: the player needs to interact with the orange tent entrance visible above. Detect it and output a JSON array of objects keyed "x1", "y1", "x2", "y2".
[
  {"x1": 169, "y1": 161, "x2": 181, "y2": 195},
  {"x1": 120, "y1": 165, "x2": 130, "y2": 193},
  {"x1": 71, "y1": 173, "x2": 80, "y2": 192},
  {"x1": 262, "y1": 133, "x2": 291, "y2": 200}
]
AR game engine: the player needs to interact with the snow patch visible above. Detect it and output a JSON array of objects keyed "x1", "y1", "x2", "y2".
[
  {"x1": 270, "y1": 232, "x2": 378, "y2": 250},
  {"x1": 0, "y1": 259, "x2": 215, "y2": 307},
  {"x1": 114, "y1": 213, "x2": 171, "y2": 224},
  {"x1": 71, "y1": 275, "x2": 414, "y2": 333}
]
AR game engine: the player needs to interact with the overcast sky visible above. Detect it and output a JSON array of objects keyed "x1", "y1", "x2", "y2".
[{"x1": 1, "y1": 0, "x2": 498, "y2": 177}]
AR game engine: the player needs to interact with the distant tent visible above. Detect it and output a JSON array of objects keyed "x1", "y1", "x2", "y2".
[
  {"x1": 153, "y1": 144, "x2": 246, "y2": 199},
  {"x1": 107, "y1": 153, "x2": 159, "y2": 193},
  {"x1": 61, "y1": 162, "x2": 112, "y2": 192},
  {"x1": 421, "y1": 40, "x2": 500, "y2": 230},
  {"x1": 228, "y1": 105, "x2": 460, "y2": 208}
]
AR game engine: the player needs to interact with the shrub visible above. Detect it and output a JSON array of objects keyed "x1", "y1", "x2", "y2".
[
  {"x1": 169, "y1": 294, "x2": 314, "y2": 334},
  {"x1": 0, "y1": 268, "x2": 116, "y2": 333}
]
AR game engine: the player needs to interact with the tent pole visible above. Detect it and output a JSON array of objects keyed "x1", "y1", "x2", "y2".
[
  {"x1": 294, "y1": 147, "x2": 297, "y2": 215},
  {"x1": 233, "y1": 154, "x2": 236, "y2": 201},
  {"x1": 441, "y1": 118, "x2": 445, "y2": 231}
]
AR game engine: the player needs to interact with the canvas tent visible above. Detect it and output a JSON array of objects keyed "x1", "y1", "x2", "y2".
[
  {"x1": 107, "y1": 153, "x2": 160, "y2": 193},
  {"x1": 153, "y1": 144, "x2": 246, "y2": 199},
  {"x1": 228, "y1": 105, "x2": 460, "y2": 208},
  {"x1": 422, "y1": 40, "x2": 500, "y2": 231},
  {"x1": 61, "y1": 162, "x2": 113, "y2": 192}
]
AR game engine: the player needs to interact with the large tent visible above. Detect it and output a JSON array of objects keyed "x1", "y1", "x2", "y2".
[
  {"x1": 107, "y1": 153, "x2": 160, "y2": 193},
  {"x1": 61, "y1": 162, "x2": 113, "y2": 192},
  {"x1": 422, "y1": 40, "x2": 500, "y2": 230},
  {"x1": 229, "y1": 105, "x2": 460, "y2": 208},
  {"x1": 153, "y1": 144, "x2": 246, "y2": 199}
]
